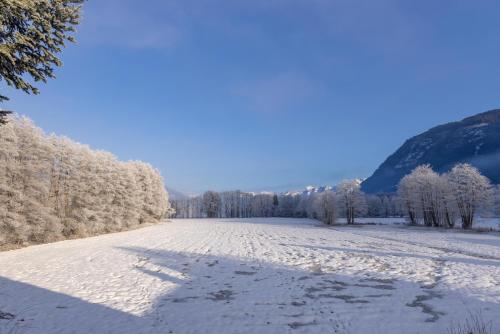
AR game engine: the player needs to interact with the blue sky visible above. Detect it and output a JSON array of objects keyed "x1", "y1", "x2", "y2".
[{"x1": 3, "y1": 0, "x2": 500, "y2": 194}]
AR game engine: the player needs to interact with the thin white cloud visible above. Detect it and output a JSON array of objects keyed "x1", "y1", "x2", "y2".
[
  {"x1": 233, "y1": 72, "x2": 319, "y2": 113},
  {"x1": 78, "y1": 0, "x2": 183, "y2": 49},
  {"x1": 77, "y1": 0, "x2": 427, "y2": 54}
]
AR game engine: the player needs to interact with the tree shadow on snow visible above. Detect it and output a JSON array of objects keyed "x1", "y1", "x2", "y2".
[
  {"x1": 119, "y1": 246, "x2": 500, "y2": 334},
  {"x1": 0, "y1": 276, "x2": 148, "y2": 334},
  {"x1": 1, "y1": 246, "x2": 499, "y2": 334}
]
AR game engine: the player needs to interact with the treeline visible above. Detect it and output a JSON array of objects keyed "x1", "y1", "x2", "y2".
[
  {"x1": 398, "y1": 163, "x2": 492, "y2": 229},
  {"x1": 173, "y1": 164, "x2": 498, "y2": 230},
  {"x1": 171, "y1": 180, "x2": 380, "y2": 225},
  {"x1": 0, "y1": 115, "x2": 171, "y2": 248}
]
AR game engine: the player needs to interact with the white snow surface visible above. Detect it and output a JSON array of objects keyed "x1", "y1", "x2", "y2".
[{"x1": 1, "y1": 218, "x2": 499, "y2": 334}]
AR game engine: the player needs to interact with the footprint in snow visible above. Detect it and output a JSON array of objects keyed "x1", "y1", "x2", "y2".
[
  {"x1": 207, "y1": 290, "x2": 235, "y2": 302},
  {"x1": 0, "y1": 311, "x2": 15, "y2": 320},
  {"x1": 234, "y1": 271, "x2": 257, "y2": 276},
  {"x1": 207, "y1": 260, "x2": 218, "y2": 267}
]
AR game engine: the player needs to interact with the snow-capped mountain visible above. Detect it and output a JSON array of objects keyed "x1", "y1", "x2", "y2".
[
  {"x1": 362, "y1": 109, "x2": 500, "y2": 193},
  {"x1": 282, "y1": 185, "x2": 334, "y2": 197}
]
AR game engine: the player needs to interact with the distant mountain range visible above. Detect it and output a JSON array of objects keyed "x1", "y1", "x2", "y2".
[
  {"x1": 283, "y1": 181, "x2": 363, "y2": 197},
  {"x1": 282, "y1": 185, "x2": 333, "y2": 197},
  {"x1": 168, "y1": 185, "x2": 338, "y2": 200},
  {"x1": 361, "y1": 109, "x2": 500, "y2": 193}
]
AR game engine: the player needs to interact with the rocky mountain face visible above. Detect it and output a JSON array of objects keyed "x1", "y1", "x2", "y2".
[{"x1": 361, "y1": 109, "x2": 500, "y2": 193}]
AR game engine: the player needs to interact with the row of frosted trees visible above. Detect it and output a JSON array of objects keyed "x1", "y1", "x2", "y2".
[
  {"x1": 398, "y1": 164, "x2": 491, "y2": 229},
  {"x1": 173, "y1": 164, "x2": 496, "y2": 230},
  {"x1": 172, "y1": 191, "x2": 272, "y2": 219},
  {"x1": 0, "y1": 115, "x2": 170, "y2": 247},
  {"x1": 171, "y1": 180, "x2": 369, "y2": 225}
]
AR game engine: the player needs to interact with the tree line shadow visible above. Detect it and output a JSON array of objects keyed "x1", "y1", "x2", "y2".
[{"x1": 1, "y1": 246, "x2": 499, "y2": 333}]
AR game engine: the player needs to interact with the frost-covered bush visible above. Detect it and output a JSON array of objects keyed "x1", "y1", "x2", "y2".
[{"x1": 0, "y1": 115, "x2": 170, "y2": 248}]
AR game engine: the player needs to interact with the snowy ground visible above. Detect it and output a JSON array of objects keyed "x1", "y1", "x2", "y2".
[
  {"x1": 1, "y1": 218, "x2": 499, "y2": 334},
  {"x1": 336, "y1": 217, "x2": 500, "y2": 230}
]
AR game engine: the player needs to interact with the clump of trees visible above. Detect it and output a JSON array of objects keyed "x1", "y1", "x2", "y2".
[
  {"x1": 171, "y1": 180, "x2": 369, "y2": 226},
  {"x1": 398, "y1": 164, "x2": 492, "y2": 229},
  {"x1": 173, "y1": 164, "x2": 496, "y2": 231},
  {"x1": 0, "y1": 115, "x2": 171, "y2": 248},
  {"x1": 365, "y1": 193, "x2": 400, "y2": 218}
]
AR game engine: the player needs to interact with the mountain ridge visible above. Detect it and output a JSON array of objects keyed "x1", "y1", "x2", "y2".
[{"x1": 361, "y1": 109, "x2": 500, "y2": 193}]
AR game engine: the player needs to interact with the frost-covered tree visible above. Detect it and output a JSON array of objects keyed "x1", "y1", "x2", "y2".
[
  {"x1": 278, "y1": 194, "x2": 300, "y2": 217},
  {"x1": 14, "y1": 117, "x2": 57, "y2": 242},
  {"x1": 398, "y1": 163, "x2": 491, "y2": 229},
  {"x1": 398, "y1": 165, "x2": 453, "y2": 227},
  {"x1": 397, "y1": 174, "x2": 419, "y2": 225},
  {"x1": 293, "y1": 195, "x2": 310, "y2": 218},
  {"x1": 203, "y1": 191, "x2": 221, "y2": 218},
  {"x1": 313, "y1": 191, "x2": 336, "y2": 225},
  {"x1": 447, "y1": 164, "x2": 492, "y2": 229},
  {"x1": 251, "y1": 194, "x2": 274, "y2": 217},
  {"x1": 437, "y1": 173, "x2": 458, "y2": 228},
  {"x1": 412, "y1": 165, "x2": 445, "y2": 227},
  {"x1": 0, "y1": 114, "x2": 170, "y2": 247},
  {"x1": 0, "y1": 118, "x2": 23, "y2": 244},
  {"x1": 337, "y1": 180, "x2": 366, "y2": 224},
  {"x1": 492, "y1": 185, "x2": 500, "y2": 217},
  {"x1": 365, "y1": 194, "x2": 401, "y2": 218}
]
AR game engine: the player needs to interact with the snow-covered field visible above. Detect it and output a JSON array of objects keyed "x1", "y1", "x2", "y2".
[
  {"x1": 336, "y1": 217, "x2": 500, "y2": 230},
  {"x1": 1, "y1": 218, "x2": 499, "y2": 334}
]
